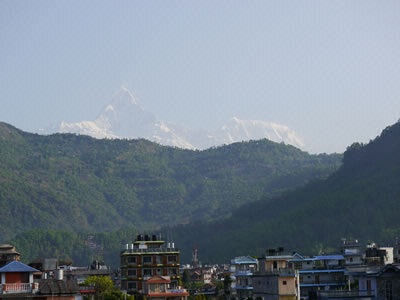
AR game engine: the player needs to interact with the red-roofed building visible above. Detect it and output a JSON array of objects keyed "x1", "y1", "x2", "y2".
[{"x1": 144, "y1": 275, "x2": 189, "y2": 300}]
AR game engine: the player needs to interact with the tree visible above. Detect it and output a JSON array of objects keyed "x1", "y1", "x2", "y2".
[{"x1": 83, "y1": 276, "x2": 121, "y2": 300}]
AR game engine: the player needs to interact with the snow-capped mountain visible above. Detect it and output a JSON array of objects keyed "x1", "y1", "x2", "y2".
[
  {"x1": 56, "y1": 88, "x2": 305, "y2": 150},
  {"x1": 58, "y1": 88, "x2": 194, "y2": 149},
  {"x1": 209, "y1": 117, "x2": 305, "y2": 149}
]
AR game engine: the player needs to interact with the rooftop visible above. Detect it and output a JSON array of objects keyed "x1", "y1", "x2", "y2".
[{"x1": 0, "y1": 261, "x2": 39, "y2": 273}]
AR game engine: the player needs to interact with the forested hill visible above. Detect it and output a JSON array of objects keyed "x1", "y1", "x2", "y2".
[
  {"x1": 0, "y1": 122, "x2": 341, "y2": 242},
  {"x1": 171, "y1": 121, "x2": 400, "y2": 263}
]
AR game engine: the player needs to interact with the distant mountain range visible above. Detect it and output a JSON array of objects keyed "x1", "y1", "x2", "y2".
[{"x1": 53, "y1": 88, "x2": 305, "y2": 150}]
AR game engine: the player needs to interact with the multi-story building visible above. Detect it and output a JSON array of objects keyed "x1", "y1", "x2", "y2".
[
  {"x1": 253, "y1": 250, "x2": 301, "y2": 300},
  {"x1": 230, "y1": 256, "x2": 258, "y2": 299},
  {"x1": 340, "y1": 239, "x2": 364, "y2": 266},
  {"x1": 291, "y1": 255, "x2": 347, "y2": 299},
  {"x1": 120, "y1": 234, "x2": 182, "y2": 296}
]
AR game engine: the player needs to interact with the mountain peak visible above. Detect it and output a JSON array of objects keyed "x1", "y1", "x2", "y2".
[
  {"x1": 54, "y1": 89, "x2": 305, "y2": 151},
  {"x1": 108, "y1": 87, "x2": 141, "y2": 109}
]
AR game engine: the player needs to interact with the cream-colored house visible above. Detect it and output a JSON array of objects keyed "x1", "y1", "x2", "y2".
[{"x1": 252, "y1": 250, "x2": 301, "y2": 300}]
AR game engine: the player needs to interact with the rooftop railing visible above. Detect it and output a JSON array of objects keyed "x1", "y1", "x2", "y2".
[{"x1": 0, "y1": 283, "x2": 35, "y2": 294}]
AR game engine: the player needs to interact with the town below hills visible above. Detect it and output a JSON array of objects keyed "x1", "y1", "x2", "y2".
[
  {"x1": 3, "y1": 236, "x2": 399, "y2": 299},
  {"x1": 1, "y1": 119, "x2": 400, "y2": 269}
]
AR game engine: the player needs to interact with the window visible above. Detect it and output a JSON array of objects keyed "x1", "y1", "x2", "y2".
[
  {"x1": 127, "y1": 281, "x2": 137, "y2": 290},
  {"x1": 155, "y1": 255, "x2": 162, "y2": 264},
  {"x1": 127, "y1": 269, "x2": 137, "y2": 277},
  {"x1": 168, "y1": 255, "x2": 177, "y2": 263},
  {"x1": 282, "y1": 281, "x2": 287, "y2": 285},
  {"x1": 127, "y1": 256, "x2": 136, "y2": 264},
  {"x1": 143, "y1": 269, "x2": 152, "y2": 277},
  {"x1": 143, "y1": 256, "x2": 152, "y2": 264},
  {"x1": 168, "y1": 268, "x2": 178, "y2": 275},
  {"x1": 294, "y1": 262, "x2": 302, "y2": 269},
  {"x1": 385, "y1": 280, "x2": 393, "y2": 300},
  {"x1": 366, "y1": 279, "x2": 371, "y2": 291}
]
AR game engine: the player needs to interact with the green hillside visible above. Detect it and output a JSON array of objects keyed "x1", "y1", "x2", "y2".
[
  {"x1": 0, "y1": 121, "x2": 341, "y2": 264},
  {"x1": 170, "y1": 121, "x2": 400, "y2": 264},
  {"x1": 8, "y1": 121, "x2": 400, "y2": 267}
]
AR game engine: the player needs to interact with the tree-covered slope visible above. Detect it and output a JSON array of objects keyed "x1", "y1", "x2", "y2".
[
  {"x1": 170, "y1": 121, "x2": 400, "y2": 264},
  {"x1": 0, "y1": 122, "x2": 341, "y2": 242}
]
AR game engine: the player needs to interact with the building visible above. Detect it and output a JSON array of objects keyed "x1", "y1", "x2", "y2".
[
  {"x1": 0, "y1": 245, "x2": 20, "y2": 267},
  {"x1": 0, "y1": 244, "x2": 82, "y2": 299},
  {"x1": 253, "y1": 250, "x2": 301, "y2": 300},
  {"x1": 357, "y1": 264, "x2": 400, "y2": 300},
  {"x1": 120, "y1": 234, "x2": 182, "y2": 296},
  {"x1": 230, "y1": 256, "x2": 258, "y2": 299},
  {"x1": 0, "y1": 260, "x2": 40, "y2": 297},
  {"x1": 37, "y1": 276, "x2": 80, "y2": 300},
  {"x1": 340, "y1": 239, "x2": 364, "y2": 266},
  {"x1": 144, "y1": 275, "x2": 189, "y2": 300},
  {"x1": 364, "y1": 243, "x2": 394, "y2": 266},
  {"x1": 291, "y1": 255, "x2": 347, "y2": 299},
  {"x1": 188, "y1": 267, "x2": 213, "y2": 285}
]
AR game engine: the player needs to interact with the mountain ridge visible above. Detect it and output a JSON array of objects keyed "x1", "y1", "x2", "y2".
[
  {"x1": 0, "y1": 121, "x2": 340, "y2": 245},
  {"x1": 168, "y1": 120, "x2": 400, "y2": 263}
]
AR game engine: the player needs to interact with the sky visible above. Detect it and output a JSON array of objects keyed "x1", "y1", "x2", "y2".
[{"x1": 1, "y1": 1, "x2": 400, "y2": 154}]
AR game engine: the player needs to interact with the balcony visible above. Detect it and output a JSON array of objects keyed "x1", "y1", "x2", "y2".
[
  {"x1": 0, "y1": 283, "x2": 37, "y2": 294},
  {"x1": 147, "y1": 287, "x2": 189, "y2": 297},
  {"x1": 300, "y1": 279, "x2": 347, "y2": 287},
  {"x1": 318, "y1": 289, "x2": 375, "y2": 299},
  {"x1": 264, "y1": 268, "x2": 296, "y2": 276},
  {"x1": 234, "y1": 285, "x2": 254, "y2": 290},
  {"x1": 235, "y1": 270, "x2": 254, "y2": 276}
]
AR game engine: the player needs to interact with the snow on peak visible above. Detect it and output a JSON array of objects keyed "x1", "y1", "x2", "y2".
[
  {"x1": 105, "y1": 105, "x2": 115, "y2": 112},
  {"x1": 218, "y1": 117, "x2": 305, "y2": 150},
  {"x1": 53, "y1": 89, "x2": 306, "y2": 151},
  {"x1": 107, "y1": 87, "x2": 141, "y2": 111}
]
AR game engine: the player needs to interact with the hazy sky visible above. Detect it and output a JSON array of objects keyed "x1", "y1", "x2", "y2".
[{"x1": 1, "y1": 1, "x2": 400, "y2": 153}]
